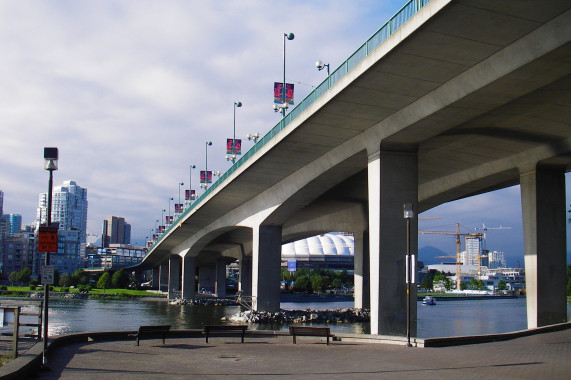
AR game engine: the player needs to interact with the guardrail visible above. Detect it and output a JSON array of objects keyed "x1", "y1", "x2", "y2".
[{"x1": 147, "y1": 0, "x2": 432, "y2": 253}]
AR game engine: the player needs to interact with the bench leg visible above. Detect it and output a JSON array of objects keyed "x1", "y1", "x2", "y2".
[
  {"x1": 137, "y1": 336, "x2": 140, "y2": 346},
  {"x1": 327, "y1": 335, "x2": 329, "y2": 345},
  {"x1": 241, "y1": 331, "x2": 244, "y2": 343},
  {"x1": 162, "y1": 334, "x2": 166, "y2": 345},
  {"x1": 292, "y1": 335, "x2": 296, "y2": 344},
  {"x1": 205, "y1": 332, "x2": 209, "y2": 343}
]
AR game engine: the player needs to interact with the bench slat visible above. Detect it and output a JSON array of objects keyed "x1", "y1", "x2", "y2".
[
  {"x1": 204, "y1": 325, "x2": 247, "y2": 343},
  {"x1": 289, "y1": 326, "x2": 333, "y2": 345}
]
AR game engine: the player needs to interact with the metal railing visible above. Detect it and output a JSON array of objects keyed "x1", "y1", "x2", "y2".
[{"x1": 149, "y1": 0, "x2": 432, "y2": 252}]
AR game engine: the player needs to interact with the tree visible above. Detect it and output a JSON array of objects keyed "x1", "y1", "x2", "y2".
[
  {"x1": 97, "y1": 272, "x2": 112, "y2": 293},
  {"x1": 420, "y1": 273, "x2": 433, "y2": 291},
  {"x1": 497, "y1": 279, "x2": 507, "y2": 291},
  {"x1": 19, "y1": 268, "x2": 31, "y2": 284},
  {"x1": 460, "y1": 281, "x2": 467, "y2": 290},
  {"x1": 71, "y1": 269, "x2": 89, "y2": 286},
  {"x1": 8, "y1": 271, "x2": 19, "y2": 286},
  {"x1": 292, "y1": 275, "x2": 312, "y2": 293},
  {"x1": 112, "y1": 270, "x2": 130, "y2": 289},
  {"x1": 310, "y1": 274, "x2": 329, "y2": 294},
  {"x1": 59, "y1": 273, "x2": 71, "y2": 287}
]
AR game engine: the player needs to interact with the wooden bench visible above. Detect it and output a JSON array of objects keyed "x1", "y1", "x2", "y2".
[
  {"x1": 134, "y1": 325, "x2": 171, "y2": 346},
  {"x1": 289, "y1": 326, "x2": 335, "y2": 345},
  {"x1": 203, "y1": 325, "x2": 248, "y2": 343}
]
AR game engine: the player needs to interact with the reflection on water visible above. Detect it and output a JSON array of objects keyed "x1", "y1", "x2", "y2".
[{"x1": 41, "y1": 297, "x2": 570, "y2": 338}]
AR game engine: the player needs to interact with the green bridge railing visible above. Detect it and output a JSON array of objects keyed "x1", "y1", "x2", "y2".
[{"x1": 148, "y1": 0, "x2": 432, "y2": 252}]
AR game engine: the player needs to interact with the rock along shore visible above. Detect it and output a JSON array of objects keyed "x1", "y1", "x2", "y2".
[{"x1": 170, "y1": 297, "x2": 370, "y2": 324}]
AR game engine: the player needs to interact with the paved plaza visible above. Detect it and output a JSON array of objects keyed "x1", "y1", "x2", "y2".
[{"x1": 26, "y1": 328, "x2": 570, "y2": 380}]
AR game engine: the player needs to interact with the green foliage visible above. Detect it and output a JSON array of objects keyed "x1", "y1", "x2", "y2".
[
  {"x1": 497, "y1": 279, "x2": 507, "y2": 291},
  {"x1": 8, "y1": 268, "x2": 32, "y2": 286},
  {"x1": 310, "y1": 274, "x2": 329, "y2": 294},
  {"x1": 460, "y1": 281, "x2": 467, "y2": 290},
  {"x1": 292, "y1": 275, "x2": 312, "y2": 293},
  {"x1": 97, "y1": 272, "x2": 112, "y2": 292},
  {"x1": 29, "y1": 285, "x2": 36, "y2": 290},
  {"x1": 71, "y1": 269, "x2": 89, "y2": 286},
  {"x1": 111, "y1": 270, "x2": 130, "y2": 289},
  {"x1": 59, "y1": 273, "x2": 71, "y2": 287},
  {"x1": 469, "y1": 278, "x2": 486, "y2": 291}
]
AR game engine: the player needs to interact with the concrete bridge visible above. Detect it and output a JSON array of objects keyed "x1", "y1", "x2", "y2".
[{"x1": 139, "y1": 0, "x2": 571, "y2": 336}]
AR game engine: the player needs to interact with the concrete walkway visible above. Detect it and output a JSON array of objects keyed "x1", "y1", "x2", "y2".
[{"x1": 26, "y1": 329, "x2": 570, "y2": 380}]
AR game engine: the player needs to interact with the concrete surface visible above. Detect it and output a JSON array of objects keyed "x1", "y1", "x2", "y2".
[{"x1": 25, "y1": 328, "x2": 570, "y2": 380}]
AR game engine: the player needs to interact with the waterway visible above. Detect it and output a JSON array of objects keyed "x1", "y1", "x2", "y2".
[{"x1": 29, "y1": 296, "x2": 569, "y2": 339}]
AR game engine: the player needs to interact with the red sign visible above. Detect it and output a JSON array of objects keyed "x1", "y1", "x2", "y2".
[
  {"x1": 38, "y1": 226, "x2": 58, "y2": 252},
  {"x1": 274, "y1": 82, "x2": 294, "y2": 105},
  {"x1": 226, "y1": 139, "x2": 242, "y2": 155}
]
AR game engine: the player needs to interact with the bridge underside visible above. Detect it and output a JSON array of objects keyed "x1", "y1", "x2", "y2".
[{"x1": 142, "y1": 0, "x2": 571, "y2": 336}]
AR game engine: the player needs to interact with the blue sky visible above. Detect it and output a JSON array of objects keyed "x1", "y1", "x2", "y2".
[{"x1": 0, "y1": 0, "x2": 568, "y2": 264}]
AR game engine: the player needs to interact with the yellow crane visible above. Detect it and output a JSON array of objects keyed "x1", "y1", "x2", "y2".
[{"x1": 419, "y1": 223, "x2": 482, "y2": 290}]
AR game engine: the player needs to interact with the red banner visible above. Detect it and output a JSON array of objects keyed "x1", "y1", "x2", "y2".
[
  {"x1": 274, "y1": 82, "x2": 294, "y2": 105},
  {"x1": 226, "y1": 139, "x2": 242, "y2": 155},
  {"x1": 200, "y1": 170, "x2": 212, "y2": 184}
]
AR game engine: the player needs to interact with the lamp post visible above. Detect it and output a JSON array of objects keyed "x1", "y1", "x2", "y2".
[
  {"x1": 189, "y1": 165, "x2": 196, "y2": 203},
  {"x1": 315, "y1": 60, "x2": 330, "y2": 76},
  {"x1": 42, "y1": 147, "x2": 58, "y2": 366},
  {"x1": 178, "y1": 182, "x2": 184, "y2": 212},
  {"x1": 274, "y1": 32, "x2": 294, "y2": 116},
  {"x1": 168, "y1": 197, "x2": 173, "y2": 224},
  {"x1": 403, "y1": 203, "x2": 415, "y2": 347},
  {"x1": 161, "y1": 209, "x2": 166, "y2": 231},
  {"x1": 227, "y1": 101, "x2": 242, "y2": 163},
  {"x1": 201, "y1": 141, "x2": 212, "y2": 190}
]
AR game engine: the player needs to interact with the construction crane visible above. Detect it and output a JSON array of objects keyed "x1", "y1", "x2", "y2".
[{"x1": 419, "y1": 223, "x2": 482, "y2": 290}]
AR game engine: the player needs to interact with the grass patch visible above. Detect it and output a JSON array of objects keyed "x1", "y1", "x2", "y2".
[{"x1": 0, "y1": 354, "x2": 11, "y2": 368}]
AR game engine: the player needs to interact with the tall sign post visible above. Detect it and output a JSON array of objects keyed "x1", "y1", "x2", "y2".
[{"x1": 41, "y1": 147, "x2": 58, "y2": 366}]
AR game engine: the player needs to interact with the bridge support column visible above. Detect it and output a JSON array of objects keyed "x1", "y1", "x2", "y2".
[
  {"x1": 159, "y1": 262, "x2": 169, "y2": 293},
  {"x1": 151, "y1": 267, "x2": 160, "y2": 289},
  {"x1": 520, "y1": 165, "x2": 567, "y2": 328},
  {"x1": 182, "y1": 256, "x2": 196, "y2": 300},
  {"x1": 215, "y1": 258, "x2": 227, "y2": 298},
  {"x1": 239, "y1": 256, "x2": 252, "y2": 296},
  {"x1": 354, "y1": 231, "x2": 370, "y2": 309},
  {"x1": 198, "y1": 265, "x2": 215, "y2": 294},
  {"x1": 252, "y1": 225, "x2": 282, "y2": 312},
  {"x1": 168, "y1": 256, "x2": 181, "y2": 299},
  {"x1": 368, "y1": 150, "x2": 418, "y2": 336}
]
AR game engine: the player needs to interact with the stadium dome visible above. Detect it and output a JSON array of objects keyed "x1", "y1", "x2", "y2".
[
  {"x1": 282, "y1": 233, "x2": 354, "y2": 257},
  {"x1": 281, "y1": 233, "x2": 354, "y2": 270}
]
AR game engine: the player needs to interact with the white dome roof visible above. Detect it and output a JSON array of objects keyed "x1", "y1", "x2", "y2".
[{"x1": 282, "y1": 233, "x2": 354, "y2": 258}]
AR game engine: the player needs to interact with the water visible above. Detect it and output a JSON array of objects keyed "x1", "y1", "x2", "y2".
[{"x1": 34, "y1": 296, "x2": 570, "y2": 338}]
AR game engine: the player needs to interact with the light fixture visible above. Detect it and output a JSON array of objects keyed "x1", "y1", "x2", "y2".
[
  {"x1": 315, "y1": 60, "x2": 330, "y2": 76},
  {"x1": 274, "y1": 32, "x2": 294, "y2": 116},
  {"x1": 246, "y1": 133, "x2": 260, "y2": 143}
]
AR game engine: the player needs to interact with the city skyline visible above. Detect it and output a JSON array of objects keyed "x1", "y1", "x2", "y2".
[{"x1": 0, "y1": 1, "x2": 569, "y2": 265}]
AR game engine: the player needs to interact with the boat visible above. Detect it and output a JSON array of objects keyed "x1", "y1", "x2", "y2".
[{"x1": 422, "y1": 295, "x2": 436, "y2": 305}]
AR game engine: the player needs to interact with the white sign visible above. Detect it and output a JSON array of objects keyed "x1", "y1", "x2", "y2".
[{"x1": 42, "y1": 266, "x2": 55, "y2": 285}]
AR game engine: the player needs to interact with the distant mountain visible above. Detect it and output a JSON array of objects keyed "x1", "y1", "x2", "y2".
[{"x1": 418, "y1": 245, "x2": 450, "y2": 266}]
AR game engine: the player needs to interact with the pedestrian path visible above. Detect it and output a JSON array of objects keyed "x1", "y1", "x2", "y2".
[{"x1": 27, "y1": 328, "x2": 570, "y2": 379}]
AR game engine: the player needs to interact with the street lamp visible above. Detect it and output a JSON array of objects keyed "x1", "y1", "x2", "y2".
[
  {"x1": 42, "y1": 147, "x2": 58, "y2": 366},
  {"x1": 201, "y1": 141, "x2": 213, "y2": 189},
  {"x1": 168, "y1": 197, "x2": 173, "y2": 224},
  {"x1": 178, "y1": 182, "x2": 184, "y2": 213},
  {"x1": 226, "y1": 101, "x2": 242, "y2": 163},
  {"x1": 274, "y1": 32, "x2": 294, "y2": 116},
  {"x1": 315, "y1": 60, "x2": 330, "y2": 76},
  {"x1": 403, "y1": 202, "x2": 415, "y2": 348},
  {"x1": 161, "y1": 209, "x2": 166, "y2": 231},
  {"x1": 246, "y1": 133, "x2": 260, "y2": 143},
  {"x1": 189, "y1": 165, "x2": 196, "y2": 203}
]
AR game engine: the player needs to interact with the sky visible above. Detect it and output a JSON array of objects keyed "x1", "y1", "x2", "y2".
[{"x1": 0, "y1": 0, "x2": 569, "y2": 266}]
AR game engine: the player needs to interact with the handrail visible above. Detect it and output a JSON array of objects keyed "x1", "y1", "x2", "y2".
[{"x1": 147, "y1": 0, "x2": 431, "y2": 254}]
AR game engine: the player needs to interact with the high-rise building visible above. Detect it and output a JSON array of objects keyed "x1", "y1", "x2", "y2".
[
  {"x1": 37, "y1": 180, "x2": 88, "y2": 255},
  {"x1": 3, "y1": 231, "x2": 36, "y2": 275},
  {"x1": 0, "y1": 191, "x2": 8, "y2": 273},
  {"x1": 102, "y1": 216, "x2": 131, "y2": 247},
  {"x1": 36, "y1": 180, "x2": 87, "y2": 274},
  {"x1": 8, "y1": 214, "x2": 22, "y2": 236}
]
